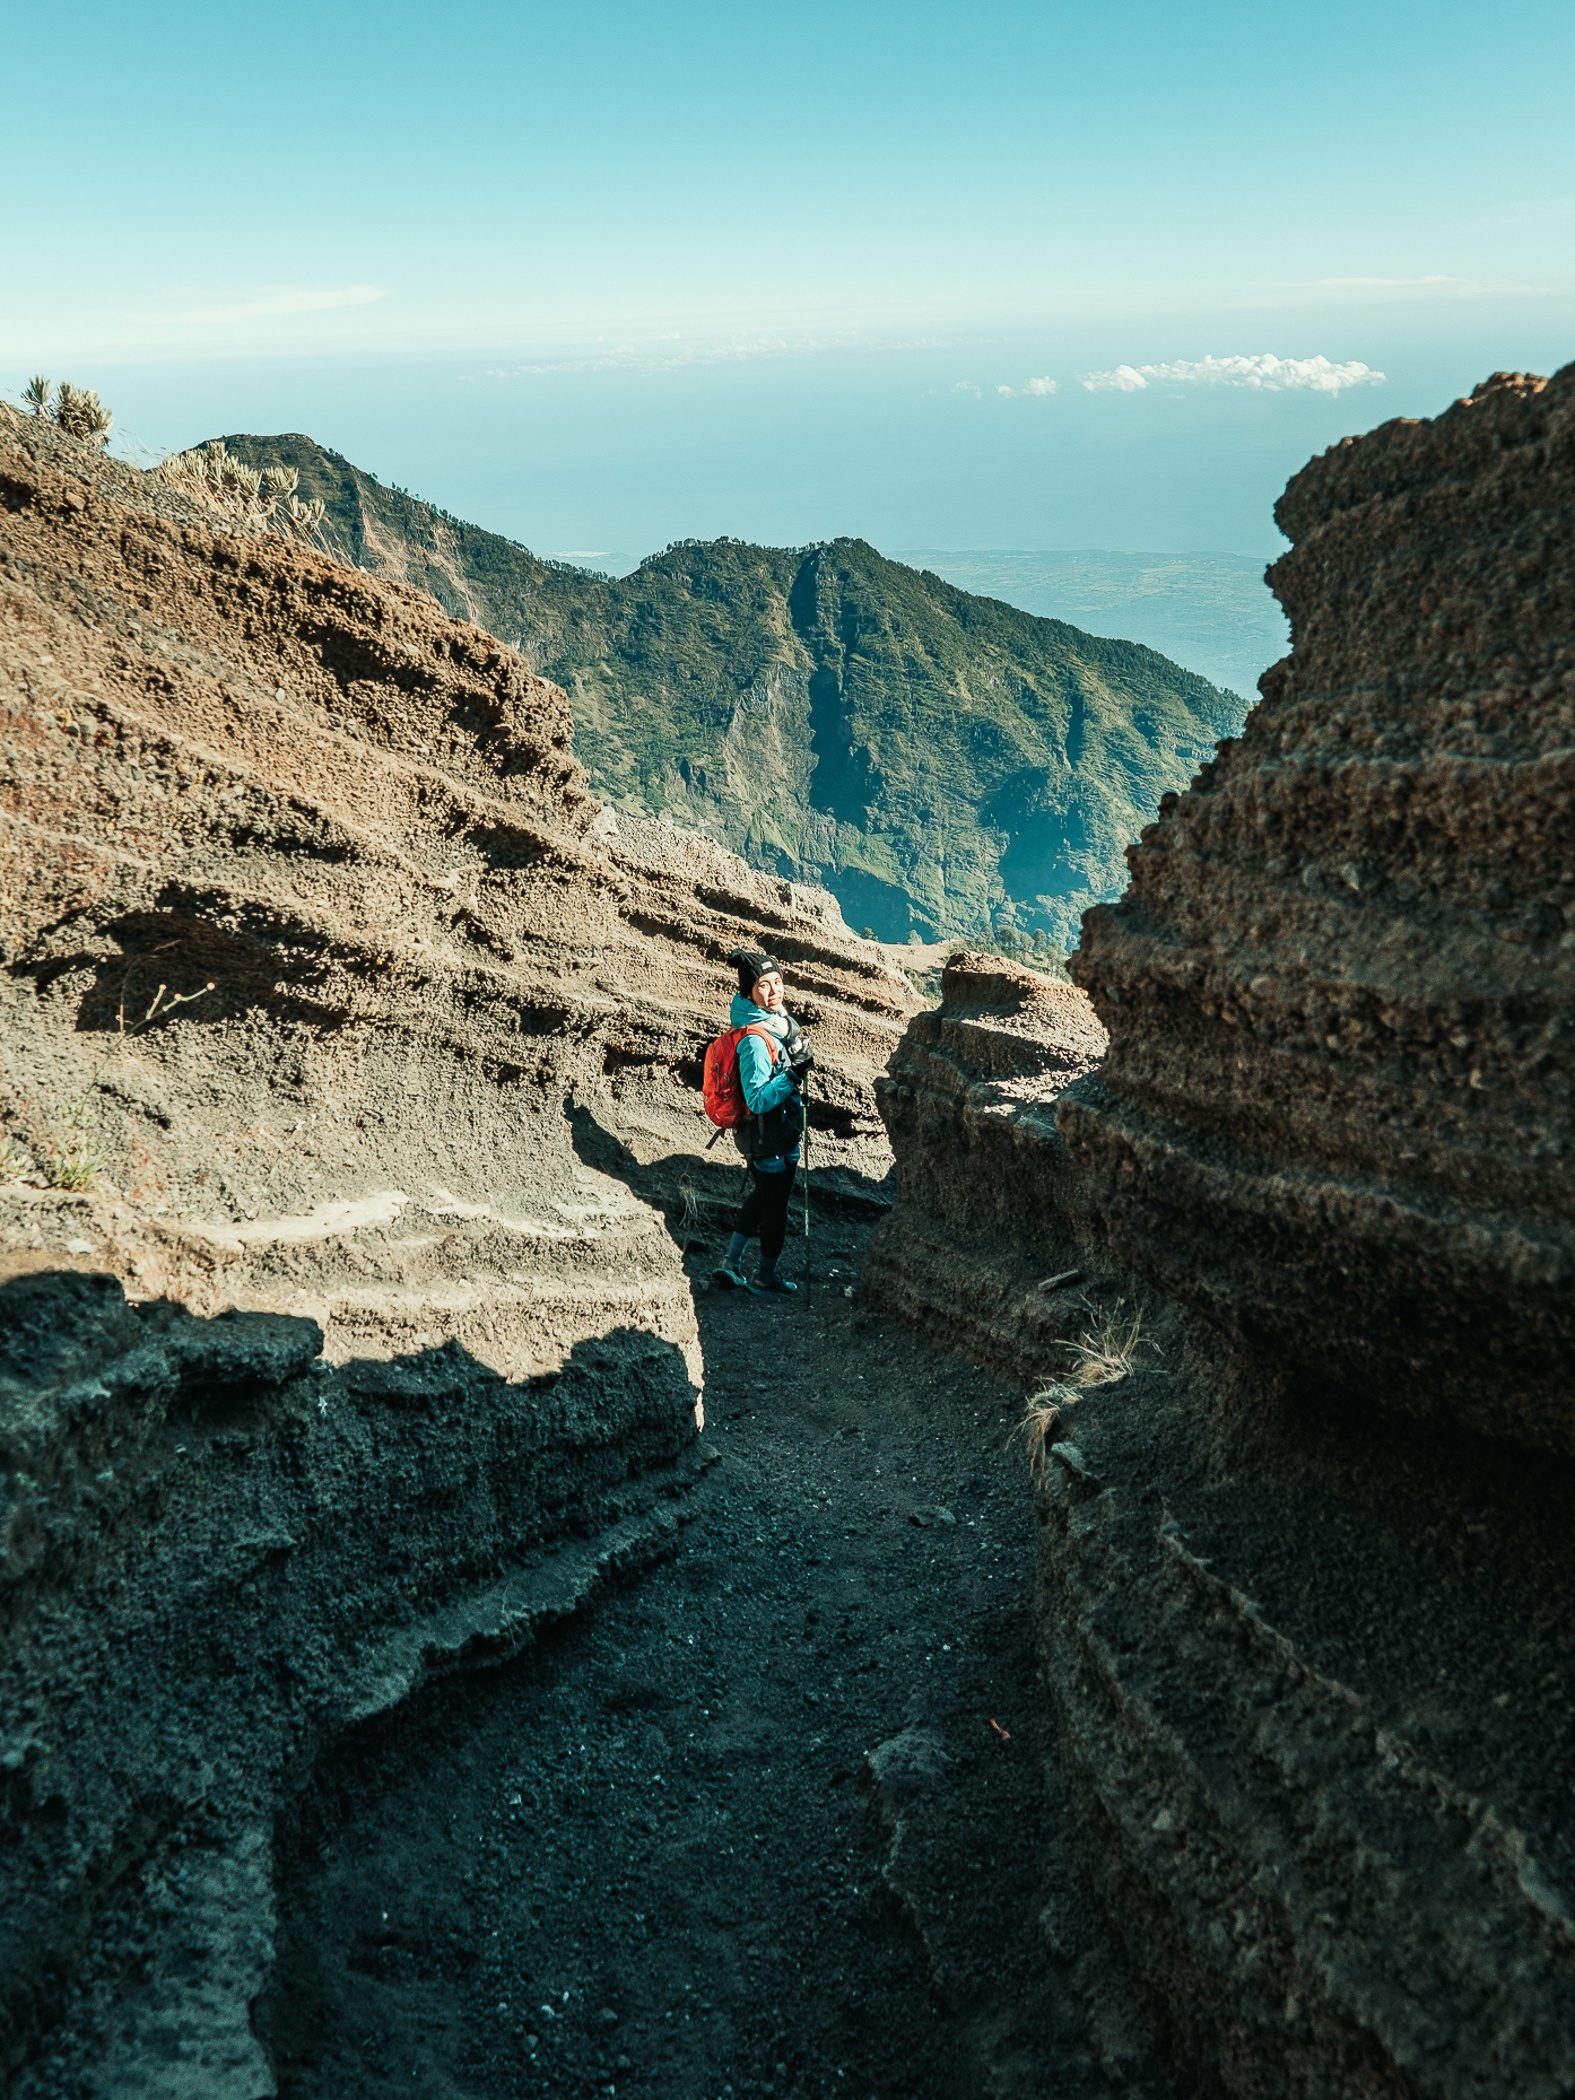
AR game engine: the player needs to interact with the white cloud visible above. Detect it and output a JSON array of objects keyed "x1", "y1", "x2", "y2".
[
  {"x1": 996, "y1": 375, "x2": 1057, "y2": 397},
  {"x1": 1080, "y1": 352, "x2": 1385, "y2": 396},
  {"x1": 169, "y1": 284, "x2": 388, "y2": 325}
]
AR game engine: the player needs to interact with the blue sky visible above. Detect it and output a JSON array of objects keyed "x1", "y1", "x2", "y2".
[{"x1": 4, "y1": 0, "x2": 1573, "y2": 556}]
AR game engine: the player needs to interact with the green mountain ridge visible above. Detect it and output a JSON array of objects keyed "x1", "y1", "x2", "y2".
[{"x1": 219, "y1": 431, "x2": 1247, "y2": 946}]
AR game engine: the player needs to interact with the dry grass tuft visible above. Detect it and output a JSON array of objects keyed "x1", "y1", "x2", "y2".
[
  {"x1": 48, "y1": 1102, "x2": 106, "y2": 1193},
  {"x1": 155, "y1": 442, "x2": 330, "y2": 550},
  {"x1": 675, "y1": 1172, "x2": 702, "y2": 1232},
  {"x1": 1014, "y1": 1381, "x2": 1081, "y2": 1484},
  {"x1": 1013, "y1": 1302, "x2": 1155, "y2": 1483},
  {"x1": 1061, "y1": 1302, "x2": 1150, "y2": 1387}
]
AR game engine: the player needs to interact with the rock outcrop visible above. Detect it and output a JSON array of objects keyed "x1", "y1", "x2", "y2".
[
  {"x1": 868, "y1": 367, "x2": 1575, "y2": 2097},
  {"x1": 0, "y1": 407, "x2": 912, "y2": 2095},
  {"x1": 861, "y1": 955, "x2": 1108, "y2": 1381},
  {"x1": 1063, "y1": 365, "x2": 1575, "y2": 1456}
]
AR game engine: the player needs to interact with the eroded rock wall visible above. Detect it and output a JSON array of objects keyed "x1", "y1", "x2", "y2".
[
  {"x1": 868, "y1": 369, "x2": 1575, "y2": 2097},
  {"x1": 860, "y1": 954, "x2": 1108, "y2": 1381},
  {"x1": 1063, "y1": 366, "x2": 1575, "y2": 1456},
  {"x1": 0, "y1": 408, "x2": 914, "y2": 2095}
]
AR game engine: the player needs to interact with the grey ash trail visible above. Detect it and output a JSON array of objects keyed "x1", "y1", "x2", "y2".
[{"x1": 260, "y1": 1215, "x2": 1098, "y2": 2098}]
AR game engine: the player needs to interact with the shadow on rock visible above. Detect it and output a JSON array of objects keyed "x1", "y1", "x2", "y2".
[{"x1": 0, "y1": 1267, "x2": 705, "y2": 2099}]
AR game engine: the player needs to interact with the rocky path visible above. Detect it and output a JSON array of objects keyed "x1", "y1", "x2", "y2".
[{"x1": 259, "y1": 1209, "x2": 1103, "y2": 2099}]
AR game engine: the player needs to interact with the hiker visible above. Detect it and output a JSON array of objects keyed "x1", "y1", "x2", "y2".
[{"x1": 713, "y1": 947, "x2": 813, "y2": 1294}]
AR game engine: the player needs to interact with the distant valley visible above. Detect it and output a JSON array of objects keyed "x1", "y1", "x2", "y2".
[{"x1": 222, "y1": 433, "x2": 1247, "y2": 948}]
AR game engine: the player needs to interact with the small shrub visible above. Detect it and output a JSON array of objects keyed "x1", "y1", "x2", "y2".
[
  {"x1": 23, "y1": 375, "x2": 51, "y2": 416},
  {"x1": 0, "y1": 1136, "x2": 36, "y2": 1183},
  {"x1": 52, "y1": 382, "x2": 113, "y2": 446}
]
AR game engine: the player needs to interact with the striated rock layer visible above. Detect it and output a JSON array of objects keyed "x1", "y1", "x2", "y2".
[
  {"x1": 868, "y1": 369, "x2": 1575, "y2": 2097},
  {"x1": 861, "y1": 954, "x2": 1108, "y2": 1381},
  {"x1": 0, "y1": 408, "x2": 913, "y2": 2095},
  {"x1": 1063, "y1": 366, "x2": 1575, "y2": 1457}
]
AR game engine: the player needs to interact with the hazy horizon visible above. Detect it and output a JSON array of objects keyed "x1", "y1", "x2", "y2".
[{"x1": 5, "y1": 0, "x2": 1571, "y2": 566}]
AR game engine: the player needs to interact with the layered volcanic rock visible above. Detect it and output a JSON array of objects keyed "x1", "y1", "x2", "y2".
[
  {"x1": 0, "y1": 407, "x2": 912, "y2": 2095},
  {"x1": 860, "y1": 954, "x2": 1109, "y2": 1380},
  {"x1": 1062, "y1": 365, "x2": 1575, "y2": 1456},
  {"x1": 869, "y1": 369, "x2": 1575, "y2": 2097}
]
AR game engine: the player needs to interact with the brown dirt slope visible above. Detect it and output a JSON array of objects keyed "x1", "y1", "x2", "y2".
[{"x1": 0, "y1": 406, "x2": 912, "y2": 2097}]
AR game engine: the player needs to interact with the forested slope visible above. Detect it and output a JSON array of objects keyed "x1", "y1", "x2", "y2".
[{"x1": 222, "y1": 432, "x2": 1245, "y2": 946}]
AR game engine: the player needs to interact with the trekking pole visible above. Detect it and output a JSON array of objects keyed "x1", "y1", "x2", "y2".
[{"x1": 802, "y1": 1072, "x2": 812, "y2": 1308}]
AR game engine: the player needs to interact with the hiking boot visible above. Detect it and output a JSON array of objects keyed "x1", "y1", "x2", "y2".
[
  {"x1": 712, "y1": 1264, "x2": 749, "y2": 1290},
  {"x1": 749, "y1": 1271, "x2": 798, "y2": 1295}
]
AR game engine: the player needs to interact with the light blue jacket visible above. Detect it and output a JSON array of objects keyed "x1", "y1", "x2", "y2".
[
  {"x1": 730, "y1": 994, "x2": 802, "y2": 1167},
  {"x1": 731, "y1": 994, "x2": 797, "y2": 1112}
]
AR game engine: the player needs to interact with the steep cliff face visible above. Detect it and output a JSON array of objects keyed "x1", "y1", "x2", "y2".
[
  {"x1": 0, "y1": 407, "x2": 912, "y2": 2096},
  {"x1": 867, "y1": 367, "x2": 1575, "y2": 2098},
  {"x1": 1063, "y1": 366, "x2": 1575, "y2": 1457}
]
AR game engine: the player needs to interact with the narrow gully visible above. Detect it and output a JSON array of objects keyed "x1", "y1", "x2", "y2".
[{"x1": 258, "y1": 1211, "x2": 1100, "y2": 2098}]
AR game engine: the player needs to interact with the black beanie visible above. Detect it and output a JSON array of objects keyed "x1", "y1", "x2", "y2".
[{"x1": 729, "y1": 947, "x2": 779, "y2": 999}]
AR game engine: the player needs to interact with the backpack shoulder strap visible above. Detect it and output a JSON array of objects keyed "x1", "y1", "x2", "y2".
[{"x1": 738, "y1": 1022, "x2": 782, "y2": 1065}]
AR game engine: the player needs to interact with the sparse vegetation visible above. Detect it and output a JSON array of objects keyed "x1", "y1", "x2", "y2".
[
  {"x1": 155, "y1": 442, "x2": 330, "y2": 549},
  {"x1": 0, "y1": 1136, "x2": 36, "y2": 1184},
  {"x1": 1060, "y1": 1302, "x2": 1150, "y2": 1387},
  {"x1": 23, "y1": 377, "x2": 114, "y2": 446},
  {"x1": 1014, "y1": 1301, "x2": 1154, "y2": 1481},
  {"x1": 48, "y1": 1100, "x2": 106, "y2": 1193}
]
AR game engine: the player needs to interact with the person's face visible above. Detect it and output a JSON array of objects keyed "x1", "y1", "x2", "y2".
[{"x1": 751, "y1": 970, "x2": 785, "y2": 1010}]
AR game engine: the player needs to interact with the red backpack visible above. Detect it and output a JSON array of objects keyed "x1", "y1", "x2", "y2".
[{"x1": 702, "y1": 1023, "x2": 780, "y2": 1131}]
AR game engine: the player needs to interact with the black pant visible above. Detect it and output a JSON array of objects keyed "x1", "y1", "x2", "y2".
[{"x1": 735, "y1": 1160, "x2": 798, "y2": 1267}]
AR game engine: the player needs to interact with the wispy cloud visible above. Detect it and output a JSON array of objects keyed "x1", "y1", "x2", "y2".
[
  {"x1": 995, "y1": 375, "x2": 1057, "y2": 397},
  {"x1": 1317, "y1": 275, "x2": 1455, "y2": 291},
  {"x1": 168, "y1": 284, "x2": 388, "y2": 325},
  {"x1": 1081, "y1": 352, "x2": 1385, "y2": 396}
]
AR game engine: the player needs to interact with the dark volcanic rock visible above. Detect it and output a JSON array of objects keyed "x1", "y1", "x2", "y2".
[
  {"x1": 0, "y1": 1268, "x2": 703, "y2": 2097},
  {"x1": 860, "y1": 953, "x2": 1108, "y2": 1380},
  {"x1": 1062, "y1": 366, "x2": 1575, "y2": 1457},
  {"x1": 868, "y1": 367, "x2": 1575, "y2": 2098}
]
